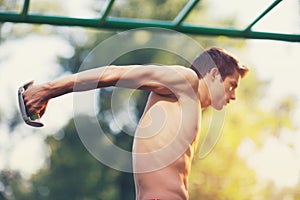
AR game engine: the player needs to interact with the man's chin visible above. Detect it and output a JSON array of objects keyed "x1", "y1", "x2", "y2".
[{"x1": 212, "y1": 104, "x2": 224, "y2": 110}]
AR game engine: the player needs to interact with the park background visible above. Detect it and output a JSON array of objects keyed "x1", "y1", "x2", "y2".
[{"x1": 0, "y1": 0, "x2": 300, "y2": 199}]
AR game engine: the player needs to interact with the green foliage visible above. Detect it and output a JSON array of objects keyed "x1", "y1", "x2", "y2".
[
  {"x1": 0, "y1": 170, "x2": 32, "y2": 200},
  {"x1": 28, "y1": 120, "x2": 134, "y2": 200},
  {"x1": 110, "y1": 0, "x2": 188, "y2": 20},
  {"x1": 189, "y1": 69, "x2": 297, "y2": 199}
]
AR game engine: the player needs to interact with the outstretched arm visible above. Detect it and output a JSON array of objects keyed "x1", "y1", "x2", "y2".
[
  {"x1": 49, "y1": 65, "x2": 180, "y2": 97},
  {"x1": 23, "y1": 65, "x2": 198, "y2": 117}
]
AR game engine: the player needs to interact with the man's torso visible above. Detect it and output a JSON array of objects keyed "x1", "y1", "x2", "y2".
[{"x1": 133, "y1": 91, "x2": 201, "y2": 200}]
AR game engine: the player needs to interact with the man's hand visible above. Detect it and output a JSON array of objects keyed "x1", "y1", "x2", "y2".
[{"x1": 23, "y1": 84, "x2": 49, "y2": 118}]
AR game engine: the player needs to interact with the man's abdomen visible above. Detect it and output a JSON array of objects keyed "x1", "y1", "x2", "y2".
[{"x1": 134, "y1": 167, "x2": 189, "y2": 200}]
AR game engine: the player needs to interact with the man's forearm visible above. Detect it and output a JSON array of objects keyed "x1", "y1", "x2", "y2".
[
  {"x1": 45, "y1": 66, "x2": 116, "y2": 99},
  {"x1": 45, "y1": 74, "x2": 76, "y2": 99}
]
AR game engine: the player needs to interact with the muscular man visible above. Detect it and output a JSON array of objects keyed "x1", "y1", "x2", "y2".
[{"x1": 23, "y1": 47, "x2": 248, "y2": 200}]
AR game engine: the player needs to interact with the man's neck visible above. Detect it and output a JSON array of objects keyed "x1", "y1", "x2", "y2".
[{"x1": 198, "y1": 79, "x2": 211, "y2": 109}]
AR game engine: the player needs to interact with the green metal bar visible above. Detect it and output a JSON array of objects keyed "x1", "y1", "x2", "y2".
[
  {"x1": 21, "y1": 0, "x2": 30, "y2": 19},
  {"x1": 99, "y1": 0, "x2": 115, "y2": 24},
  {"x1": 172, "y1": 0, "x2": 200, "y2": 27},
  {"x1": 244, "y1": 0, "x2": 283, "y2": 31},
  {"x1": 0, "y1": 12, "x2": 97, "y2": 27},
  {"x1": 0, "y1": 12, "x2": 299, "y2": 42},
  {"x1": 106, "y1": 17, "x2": 173, "y2": 29},
  {"x1": 100, "y1": 17, "x2": 300, "y2": 42},
  {"x1": 180, "y1": 23, "x2": 300, "y2": 42}
]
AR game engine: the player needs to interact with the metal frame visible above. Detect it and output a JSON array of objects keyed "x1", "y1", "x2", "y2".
[{"x1": 0, "y1": 0, "x2": 299, "y2": 42}]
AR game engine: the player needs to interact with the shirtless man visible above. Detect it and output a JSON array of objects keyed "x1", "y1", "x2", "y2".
[{"x1": 23, "y1": 47, "x2": 248, "y2": 200}]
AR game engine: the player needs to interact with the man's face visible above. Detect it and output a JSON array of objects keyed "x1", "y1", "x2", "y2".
[{"x1": 210, "y1": 70, "x2": 241, "y2": 110}]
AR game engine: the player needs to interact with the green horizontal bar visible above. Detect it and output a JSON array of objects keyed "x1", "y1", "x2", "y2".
[
  {"x1": 173, "y1": 0, "x2": 200, "y2": 27},
  {"x1": 180, "y1": 23, "x2": 299, "y2": 42},
  {"x1": 0, "y1": 12, "x2": 299, "y2": 42},
  {"x1": 244, "y1": 0, "x2": 283, "y2": 31},
  {"x1": 0, "y1": 12, "x2": 98, "y2": 27},
  {"x1": 106, "y1": 17, "x2": 173, "y2": 29}
]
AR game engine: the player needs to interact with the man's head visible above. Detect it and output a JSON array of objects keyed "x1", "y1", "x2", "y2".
[{"x1": 191, "y1": 47, "x2": 249, "y2": 110}]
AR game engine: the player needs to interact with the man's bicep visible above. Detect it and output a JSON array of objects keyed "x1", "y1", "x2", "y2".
[
  {"x1": 115, "y1": 65, "x2": 183, "y2": 95},
  {"x1": 141, "y1": 65, "x2": 199, "y2": 96},
  {"x1": 104, "y1": 65, "x2": 197, "y2": 96}
]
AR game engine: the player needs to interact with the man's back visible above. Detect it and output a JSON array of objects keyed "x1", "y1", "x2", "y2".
[{"x1": 133, "y1": 91, "x2": 201, "y2": 200}]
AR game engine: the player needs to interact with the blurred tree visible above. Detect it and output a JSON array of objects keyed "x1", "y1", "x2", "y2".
[
  {"x1": 110, "y1": 0, "x2": 188, "y2": 20},
  {"x1": 0, "y1": 170, "x2": 32, "y2": 200},
  {"x1": 189, "y1": 70, "x2": 297, "y2": 199},
  {"x1": 28, "y1": 120, "x2": 128, "y2": 200}
]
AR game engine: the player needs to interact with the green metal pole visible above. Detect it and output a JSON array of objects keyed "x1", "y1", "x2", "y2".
[
  {"x1": 244, "y1": 0, "x2": 283, "y2": 32},
  {"x1": 21, "y1": 0, "x2": 30, "y2": 19},
  {"x1": 180, "y1": 23, "x2": 300, "y2": 42},
  {"x1": 0, "y1": 12, "x2": 299, "y2": 42},
  {"x1": 172, "y1": 0, "x2": 200, "y2": 27},
  {"x1": 99, "y1": 0, "x2": 115, "y2": 24}
]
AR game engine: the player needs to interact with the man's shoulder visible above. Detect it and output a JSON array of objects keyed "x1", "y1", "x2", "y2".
[
  {"x1": 173, "y1": 65, "x2": 199, "y2": 89},
  {"x1": 163, "y1": 65, "x2": 199, "y2": 99},
  {"x1": 167, "y1": 65, "x2": 198, "y2": 80}
]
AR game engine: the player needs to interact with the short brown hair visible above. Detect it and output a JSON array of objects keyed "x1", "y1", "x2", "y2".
[{"x1": 191, "y1": 47, "x2": 249, "y2": 80}]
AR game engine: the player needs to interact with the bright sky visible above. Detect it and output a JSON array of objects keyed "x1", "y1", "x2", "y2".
[
  {"x1": 0, "y1": 0, "x2": 300, "y2": 189},
  {"x1": 0, "y1": 35, "x2": 75, "y2": 177}
]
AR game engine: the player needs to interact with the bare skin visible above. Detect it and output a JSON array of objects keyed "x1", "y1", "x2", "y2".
[{"x1": 23, "y1": 65, "x2": 241, "y2": 200}]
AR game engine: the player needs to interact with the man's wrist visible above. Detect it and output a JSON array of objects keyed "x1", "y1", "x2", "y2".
[{"x1": 43, "y1": 82, "x2": 55, "y2": 100}]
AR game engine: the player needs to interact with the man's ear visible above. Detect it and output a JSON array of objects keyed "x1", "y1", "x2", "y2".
[{"x1": 208, "y1": 67, "x2": 220, "y2": 81}]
